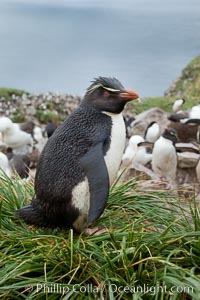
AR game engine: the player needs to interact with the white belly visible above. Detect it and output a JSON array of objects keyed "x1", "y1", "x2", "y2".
[
  {"x1": 72, "y1": 112, "x2": 126, "y2": 231},
  {"x1": 152, "y1": 137, "x2": 177, "y2": 180},
  {"x1": 103, "y1": 112, "x2": 126, "y2": 184},
  {"x1": 72, "y1": 177, "x2": 90, "y2": 232}
]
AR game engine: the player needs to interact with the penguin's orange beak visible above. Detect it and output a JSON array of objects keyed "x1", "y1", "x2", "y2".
[{"x1": 119, "y1": 89, "x2": 139, "y2": 101}]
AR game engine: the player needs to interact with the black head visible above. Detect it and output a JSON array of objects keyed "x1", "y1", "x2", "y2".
[
  {"x1": 82, "y1": 77, "x2": 139, "y2": 114},
  {"x1": 175, "y1": 98, "x2": 185, "y2": 104},
  {"x1": 144, "y1": 121, "x2": 157, "y2": 137},
  {"x1": 147, "y1": 121, "x2": 157, "y2": 128},
  {"x1": 162, "y1": 128, "x2": 178, "y2": 144}
]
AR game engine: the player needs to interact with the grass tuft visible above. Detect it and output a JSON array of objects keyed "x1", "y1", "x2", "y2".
[{"x1": 0, "y1": 172, "x2": 200, "y2": 299}]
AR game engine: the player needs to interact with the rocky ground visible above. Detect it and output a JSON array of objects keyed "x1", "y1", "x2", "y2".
[
  {"x1": 0, "y1": 91, "x2": 135, "y2": 125},
  {"x1": 0, "y1": 92, "x2": 81, "y2": 124}
]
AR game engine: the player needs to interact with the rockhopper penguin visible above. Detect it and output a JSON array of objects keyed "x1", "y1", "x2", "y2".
[
  {"x1": 16, "y1": 77, "x2": 139, "y2": 232},
  {"x1": 144, "y1": 121, "x2": 160, "y2": 143},
  {"x1": 152, "y1": 128, "x2": 178, "y2": 183},
  {"x1": 172, "y1": 98, "x2": 185, "y2": 113},
  {"x1": 122, "y1": 135, "x2": 152, "y2": 166}
]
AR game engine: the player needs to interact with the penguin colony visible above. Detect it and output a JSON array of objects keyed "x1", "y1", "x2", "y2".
[
  {"x1": 1, "y1": 85, "x2": 200, "y2": 232},
  {"x1": 122, "y1": 98, "x2": 200, "y2": 187},
  {"x1": 0, "y1": 116, "x2": 55, "y2": 179}
]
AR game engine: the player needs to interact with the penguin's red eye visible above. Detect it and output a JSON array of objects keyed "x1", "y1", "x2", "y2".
[{"x1": 103, "y1": 91, "x2": 109, "y2": 97}]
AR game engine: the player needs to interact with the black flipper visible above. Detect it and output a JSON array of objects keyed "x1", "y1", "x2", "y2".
[
  {"x1": 185, "y1": 119, "x2": 200, "y2": 125},
  {"x1": 16, "y1": 204, "x2": 44, "y2": 226},
  {"x1": 80, "y1": 143, "x2": 109, "y2": 224},
  {"x1": 138, "y1": 141, "x2": 154, "y2": 148}
]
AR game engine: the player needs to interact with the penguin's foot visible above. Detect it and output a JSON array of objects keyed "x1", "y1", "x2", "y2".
[{"x1": 84, "y1": 226, "x2": 108, "y2": 236}]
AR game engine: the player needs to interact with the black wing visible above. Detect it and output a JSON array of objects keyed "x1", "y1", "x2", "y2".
[{"x1": 80, "y1": 142, "x2": 109, "y2": 223}]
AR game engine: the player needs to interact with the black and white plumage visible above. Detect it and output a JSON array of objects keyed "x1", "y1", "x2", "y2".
[
  {"x1": 18, "y1": 122, "x2": 46, "y2": 149},
  {"x1": 152, "y1": 128, "x2": 178, "y2": 182},
  {"x1": 0, "y1": 117, "x2": 34, "y2": 155},
  {"x1": 168, "y1": 121, "x2": 198, "y2": 143},
  {"x1": 17, "y1": 77, "x2": 139, "y2": 232},
  {"x1": 20, "y1": 121, "x2": 35, "y2": 136},
  {"x1": 184, "y1": 118, "x2": 200, "y2": 142},
  {"x1": 33, "y1": 126, "x2": 47, "y2": 152},
  {"x1": 122, "y1": 135, "x2": 152, "y2": 166},
  {"x1": 45, "y1": 121, "x2": 57, "y2": 138},
  {"x1": 9, "y1": 154, "x2": 30, "y2": 179},
  {"x1": 188, "y1": 104, "x2": 200, "y2": 120},
  {"x1": 144, "y1": 121, "x2": 160, "y2": 143},
  {"x1": 172, "y1": 98, "x2": 185, "y2": 112},
  {"x1": 168, "y1": 111, "x2": 189, "y2": 123},
  {"x1": 0, "y1": 151, "x2": 12, "y2": 177},
  {"x1": 179, "y1": 105, "x2": 200, "y2": 123},
  {"x1": 169, "y1": 104, "x2": 200, "y2": 123}
]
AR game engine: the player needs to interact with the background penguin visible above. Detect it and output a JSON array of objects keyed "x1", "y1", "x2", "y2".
[
  {"x1": 144, "y1": 121, "x2": 160, "y2": 143},
  {"x1": 0, "y1": 152, "x2": 12, "y2": 178},
  {"x1": 16, "y1": 77, "x2": 139, "y2": 233},
  {"x1": 122, "y1": 135, "x2": 152, "y2": 166},
  {"x1": 122, "y1": 135, "x2": 144, "y2": 166},
  {"x1": 0, "y1": 116, "x2": 34, "y2": 155},
  {"x1": 168, "y1": 111, "x2": 189, "y2": 123},
  {"x1": 168, "y1": 103, "x2": 200, "y2": 123},
  {"x1": 172, "y1": 98, "x2": 185, "y2": 112},
  {"x1": 45, "y1": 120, "x2": 57, "y2": 138},
  {"x1": 152, "y1": 128, "x2": 178, "y2": 184},
  {"x1": 184, "y1": 118, "x2": 200, "y2": 142},
  {"x1": 20, "y1": 121, "x2": 35, "y2": 136},
  {"x1": 188, "y1": 104, "x2": 200, "y2": 120},
  {"x1": 9, "y1": 154, "x2": 31, "y2": 179},
  {"x1": 167, "y1": 121, "x2": 198, "y2": 143}
]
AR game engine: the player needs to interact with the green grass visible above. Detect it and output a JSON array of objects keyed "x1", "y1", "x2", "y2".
[
  {"x1": 35, "y1": 109, "x2": 64, "y2": 124},
  {"x1": 0, "y1": 88, "x2": 28, "y2": 100},
  {"x1": 130, "y1": 97, "x2": 173, "y2": 114},
  {"x1": 129, "y1": 96, "x2": 200, "y2": 115},
  {"x1": 167, "y1": 55, "x2": 200, "y2": 97},
  {"x1": 0, "y1": 172, "x2": 200, "y2": 299}
]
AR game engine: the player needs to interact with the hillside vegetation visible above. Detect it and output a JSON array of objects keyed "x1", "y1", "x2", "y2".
[
  {"x1": 164, "y1": 55, "x2": 200, "y2": 98},
  {"x1": 129, "y1": 55, "x2": 200, "y2": 114},
  {"x1": 0, "y1": 87, "x2": 28, "y2": 100}
]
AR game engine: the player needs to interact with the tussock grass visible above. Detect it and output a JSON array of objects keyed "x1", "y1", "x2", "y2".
[
  {"x1": 131, "y1": 96, "x2": 200, "y2": 115},
  {"x1": 0, "y1": 172, "x2": 200, "y2": 299}
]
